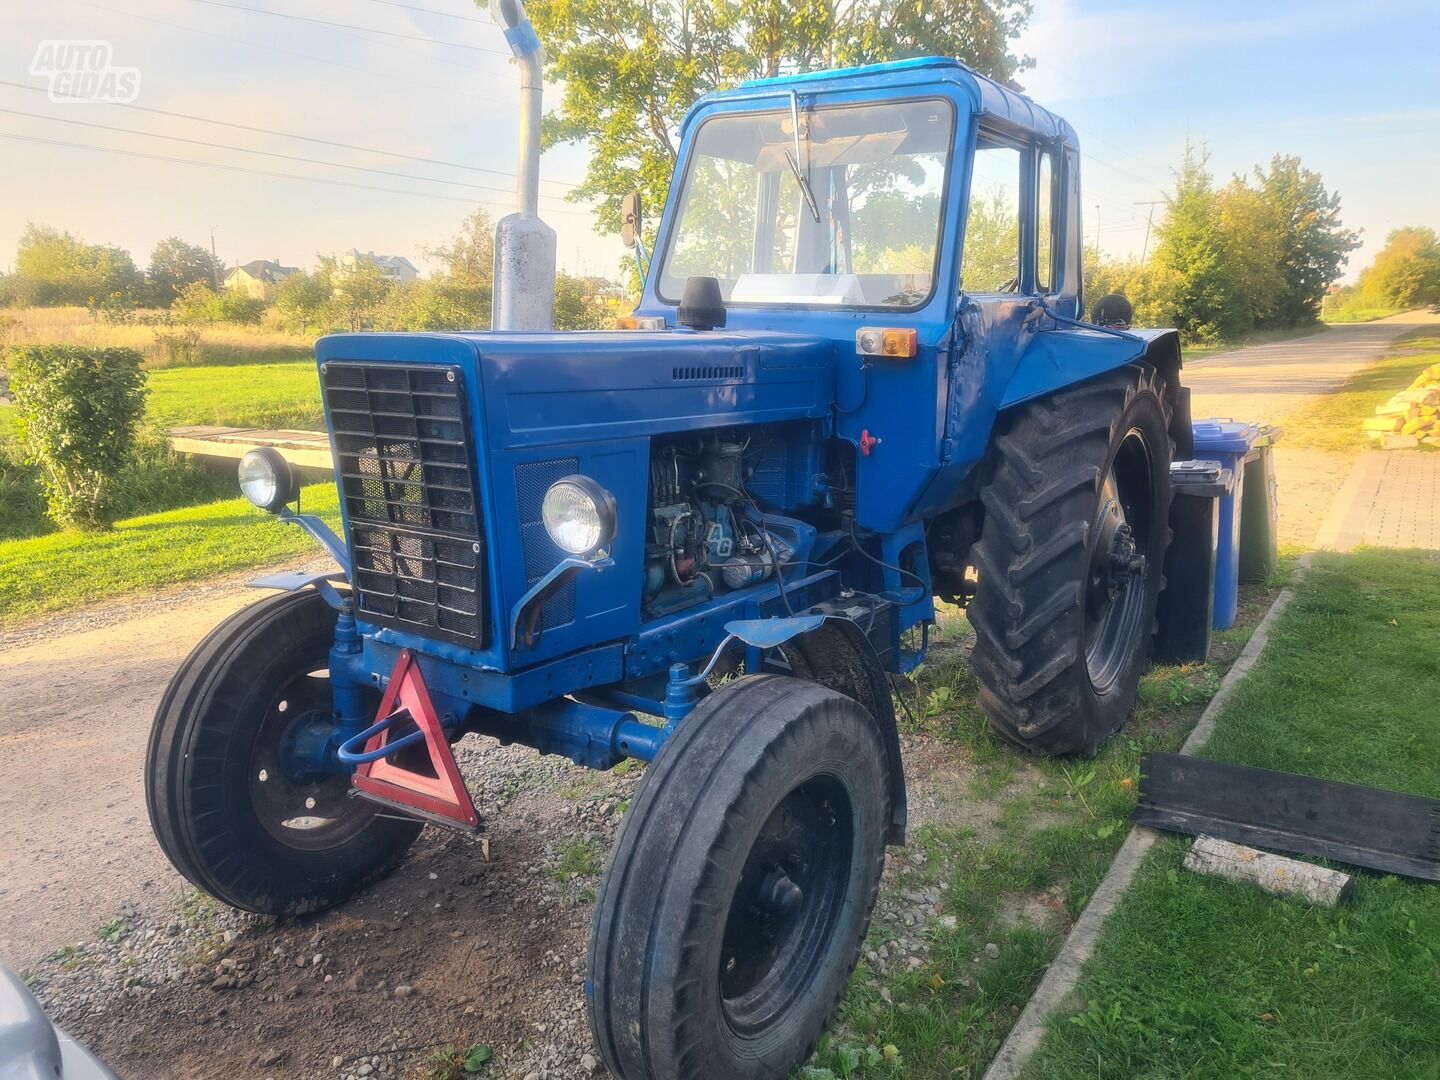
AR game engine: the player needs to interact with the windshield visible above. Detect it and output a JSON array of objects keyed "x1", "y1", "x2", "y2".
[{"x1": 658, "y1": 98, "x2": 955, "y2": 309}]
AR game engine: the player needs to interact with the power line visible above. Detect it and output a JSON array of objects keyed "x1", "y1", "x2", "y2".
[
  {"x1": 0, "y1": 130, "x2": 598, "y2": 218},
  {"x1": 190, "y1": 0, "x2": 512, "y2": 55},
  {"x1": 360, "y1": 0, "x2": 493, "y2": 24},
  {"x1": 66, "y1": 0, "x2": 496, "y2": 99},
  {"x1": 0, "y1": 105, "x2": 577, "y2": 205},
  {"x1": 0, "y1": 79, "x2": 575, "y2": 190}
]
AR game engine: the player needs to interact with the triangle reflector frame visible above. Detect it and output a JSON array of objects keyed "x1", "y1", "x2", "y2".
[{"x1": 353, "y1": 650, "x2": 480, "y2": 830}]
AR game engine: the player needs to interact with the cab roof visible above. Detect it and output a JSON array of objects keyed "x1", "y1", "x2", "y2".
[{"x1": 688, "y1": 56, "x2": 1077, "y2": 146}]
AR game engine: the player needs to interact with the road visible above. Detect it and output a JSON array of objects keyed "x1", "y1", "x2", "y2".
[
  {"x1": 2, "y1": 312, "x2": 1434, "y2": 972},
  {"x1": 1184, "y1": 311, "x2": 1438, "y2": 547}
]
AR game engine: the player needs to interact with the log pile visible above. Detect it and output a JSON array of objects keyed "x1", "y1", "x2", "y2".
[{"x1": 1363, "y1": 362, "x2": 1440, "y2": 449}]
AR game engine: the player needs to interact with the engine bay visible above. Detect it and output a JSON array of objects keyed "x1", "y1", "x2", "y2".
[{"x1": 641, "y1": 425, "x2": 834, "y2": 617}]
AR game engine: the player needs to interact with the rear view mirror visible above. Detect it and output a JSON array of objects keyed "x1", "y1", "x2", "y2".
[{"x1": 621, "y1": 192, "x2": 642, "y2": 250}]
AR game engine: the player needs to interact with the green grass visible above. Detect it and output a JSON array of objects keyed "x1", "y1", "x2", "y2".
[
  {"x1": 799, "y1": 587, "x2": 1278, "y2": 1079},
  {"x1": 1283, "y1": 330, "x2": 1440, "y2": 453},
  {"x1": 1024, "y1": 549, "x2": 1440, "y2": 1078},
  {"x1": 1322, "y1": 305, "x2": 1406, "y2": 325},
  {"x1": 1183, "y1": 321, "x2": 1329, "y2": 361},
  {"x1": 145, "y1": 359, "x2": 324, "y2": 430},
  {"x1": 1, "y1": 358, "x2": 322, "y2": 544},
  {"x1": 0, "y1": 483, "x2": 339, "y2": 626}
]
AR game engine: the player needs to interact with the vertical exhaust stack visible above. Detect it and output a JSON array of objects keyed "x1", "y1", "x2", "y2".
[{"x1": 490, "y1": 0, "x2": 556, "y2": 331}]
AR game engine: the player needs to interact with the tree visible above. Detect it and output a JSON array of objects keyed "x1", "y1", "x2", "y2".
[
  {"x1": 147, "y1": 237, "x2": 224, "y2": 306},
  {"x1": 1356, "y1": 227, "x2": 1440, "y2": 310},
  {"x1": 14, "y1": 223, "x2": 142, "y2": 308},
  {"x1": 528, "y1": 0, "x2": 1035, "y2": 238},
  {"x1": 553, "y1": 271, "x2": 608, "y2": 330},
  {"x1": 426, "y1": 208, "x2": 495, "y2": 289},
  {"x1": 273, "y1": 269, "x2": 334, "y2": 333},
  {"x1": 1211, "y1": 177, "x2": 1285, "y2": 329},
  {"x1": 327, "y1": 256, "x2": 392, "y2": 331},
  {"x1": 1253, "y1": 155, "x2": 1359, "y2": 324},
  {"x1": 1150, "y1": 143, "x2": 1234, "y2": 343}
]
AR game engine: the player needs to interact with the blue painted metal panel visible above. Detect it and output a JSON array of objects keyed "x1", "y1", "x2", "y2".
[{"x1": 731, "y1": 56, "x2": 1077, "y2": 146}]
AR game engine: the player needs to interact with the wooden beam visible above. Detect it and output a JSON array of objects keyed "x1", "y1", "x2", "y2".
[{"x1": 1182, "y1": 835, "x2": 1354, "y2": 907}]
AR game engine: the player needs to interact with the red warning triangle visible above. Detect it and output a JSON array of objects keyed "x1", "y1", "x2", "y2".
[{"x1": 353, "y1": 650, "x2": 480, "y2": 830}]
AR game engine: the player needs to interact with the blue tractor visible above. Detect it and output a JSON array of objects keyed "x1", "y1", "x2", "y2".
[{"x1": 146, "y1": 56, "x2": 1191, "y2": 1080}]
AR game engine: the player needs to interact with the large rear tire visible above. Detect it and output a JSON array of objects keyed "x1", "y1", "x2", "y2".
[
  {"x1": 587, "y1": 676, "x2": 890, "y2": 1080},
  {"x1": 968, "y1": 363, "x2": 1172, "y2": 756},
  {"x1": 146, "y1": 590, "x2": 422, "y2": 915}
]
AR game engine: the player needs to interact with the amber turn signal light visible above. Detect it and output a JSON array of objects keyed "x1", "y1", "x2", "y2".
[{"x1": 855, "y1": 327, "x2": 917, "y2": 359}]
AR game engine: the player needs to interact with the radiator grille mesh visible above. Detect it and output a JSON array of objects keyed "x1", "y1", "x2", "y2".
[{"x1": 322, "y1": 362, "x2": 486, "y2": 646}]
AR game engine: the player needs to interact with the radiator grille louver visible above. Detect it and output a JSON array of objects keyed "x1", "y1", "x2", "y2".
[{"x1": 322, "y1": 361, "x2": 487, "y2": 646}]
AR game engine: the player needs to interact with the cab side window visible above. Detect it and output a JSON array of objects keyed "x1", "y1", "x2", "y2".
[
  {"x1": 1036, "y1": 150, "x2": 1057, "y2": 294},
  {"x1": 961, "y1": 137, "x2": 1021, "y2": 294}
]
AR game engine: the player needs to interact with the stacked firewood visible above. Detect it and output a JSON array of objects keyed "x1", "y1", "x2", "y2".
[{"x1": 1363, "y1": 363, "x2": 1440, "y2": 448}]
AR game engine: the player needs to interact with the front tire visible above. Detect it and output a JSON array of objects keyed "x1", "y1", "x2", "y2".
[
  {"x1": 145, "y1": 590, "x2": 422, "y2": 915},
  {"x1": 968, "y1": 363, "x2": 1173, "y2": 756},
  {"x1": 587, "y1": 676, "x2": 890, "y2": 1080}
]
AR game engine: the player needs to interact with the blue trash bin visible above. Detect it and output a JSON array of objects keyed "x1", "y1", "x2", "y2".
[{"x1": 1190, "y1": 420, "x2": 1262, "y2": 629}]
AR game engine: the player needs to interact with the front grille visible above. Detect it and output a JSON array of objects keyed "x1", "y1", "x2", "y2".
[{"x1": 322, "y1": 361, "x2": 486, "y2": 646}]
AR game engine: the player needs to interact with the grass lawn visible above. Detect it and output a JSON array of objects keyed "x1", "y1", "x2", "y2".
[
  {"x1": 0, "y1": 483, "x2": 339, "y2": 626},
  {"x1": 1023, "y1": 548, "x2": 1440, "y2": 1079},
  {"x1": 146, "y1": 359, "x2": 324, "y2": 430},
  {"x1": 1283, "y1": 330, "x2": 1440, "y2": 453},
  {"x1": 800, "y1": 580, "x2": 1283, "y2": 1078},
  {"x1": 1183, "y1": 321, "x2": 1329, "y2": 362},
  {"x1": 1321, "y1": 305, "x2": 1407, "y2": 325}
]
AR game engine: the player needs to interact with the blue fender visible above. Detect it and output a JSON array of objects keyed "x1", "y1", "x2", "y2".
[{"x1": 1001, "y1": 319, "x2": 1191, "y2": 459}]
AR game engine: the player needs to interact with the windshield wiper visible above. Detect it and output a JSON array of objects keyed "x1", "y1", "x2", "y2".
[
  {"x1": 784, "y1": 148, "x2": 822, "y2": 224},
  {"x1": 788, "y1": 92, "x2": 821, "y2": 223}
]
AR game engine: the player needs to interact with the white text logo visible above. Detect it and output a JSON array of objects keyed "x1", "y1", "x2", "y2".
[{"x1": 30, "y1": 40, "x2": 141, "y2": 103}]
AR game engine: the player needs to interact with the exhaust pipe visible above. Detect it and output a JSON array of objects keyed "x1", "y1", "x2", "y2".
[{"x1": 490, "y1": 0, "x2": 556, "y2": 331}]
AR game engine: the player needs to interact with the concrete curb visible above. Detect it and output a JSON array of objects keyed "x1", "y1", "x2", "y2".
[{"x1": 981, "y1": 556, "x2": 1311, "y2": 1080}]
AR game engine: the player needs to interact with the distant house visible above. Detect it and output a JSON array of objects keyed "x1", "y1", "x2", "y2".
[
  {"x1": 225, "y1": 259, "x2": 299, "y2": 300},
  {"x1": 340, "y1": 248, "x2": 419, "y2": 284}
]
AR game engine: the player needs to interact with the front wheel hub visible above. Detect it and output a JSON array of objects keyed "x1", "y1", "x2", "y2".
[{"x1": 757, "y1": 868, "x2": 804, "y2": 920}]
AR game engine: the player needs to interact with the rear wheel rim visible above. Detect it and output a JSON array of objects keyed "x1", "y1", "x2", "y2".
[
  {"x1": 718, "y1": 774, "x2": 855, "y2": 1036},
  {"x1": 1084, "y1": 427, "x2": 1156, "y2": 693}
]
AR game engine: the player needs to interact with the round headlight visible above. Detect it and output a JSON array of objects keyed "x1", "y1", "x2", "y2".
[
  {"x1": 239, "y1": 447, "x2": 299, "y2": 514},
  {"x1": 542, "y1": 475, "x2": 616, "y2": 556}
]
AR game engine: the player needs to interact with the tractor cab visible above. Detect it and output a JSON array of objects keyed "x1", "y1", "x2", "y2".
[{"x1": 638, "y1": 57, "x2": 1083, "y2": 326}]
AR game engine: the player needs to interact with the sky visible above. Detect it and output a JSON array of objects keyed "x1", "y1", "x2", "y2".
[{"x1": 1, "y1": 0, "x2": 1436, "y2": 283}]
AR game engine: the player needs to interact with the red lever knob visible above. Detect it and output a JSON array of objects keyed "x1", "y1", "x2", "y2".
[{"x1": 859, "y1": 429, "x2": 879, "y2": 456}]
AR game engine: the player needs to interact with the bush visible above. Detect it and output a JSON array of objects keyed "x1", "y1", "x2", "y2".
[
  {"x1": 7, "y1": 344, "x2": 148, "y2": 530},
  {"x1": 212, "y1": 291, "x2": 267, "y2": 326},
  {"x1": 107, "y1": 426, "x2": 235, "y2": 519},
  {"x1": 0, "y1": 439, "x2": 46, "y2": 539},
  {"x1": 171, "y1": 281, "x2": 268, "y2": 326}
]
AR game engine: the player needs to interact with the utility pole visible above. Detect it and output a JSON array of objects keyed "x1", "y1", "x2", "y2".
[
  {"x1": 1094, "y1": 203, "x2": 1102, "y2": 255},
  {"x1": 1135, "y1": 200, "x2": 1165, "y2": 262},
  {"x1": 210, "y1": 226, "x2": 220, "y2": 289}
]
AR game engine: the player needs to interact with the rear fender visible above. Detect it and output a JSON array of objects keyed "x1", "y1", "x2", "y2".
[{"x1": 1001, "y1": 323, "x2": 1191, "y2": 458}]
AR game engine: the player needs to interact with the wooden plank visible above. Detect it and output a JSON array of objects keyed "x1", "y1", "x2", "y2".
[
  {"x1": 168, "y1": 428, "x2": 334, "y2": 471},
  {"x1": 1182, "y1": 835, "x2": 1354, "y2": 907}
]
